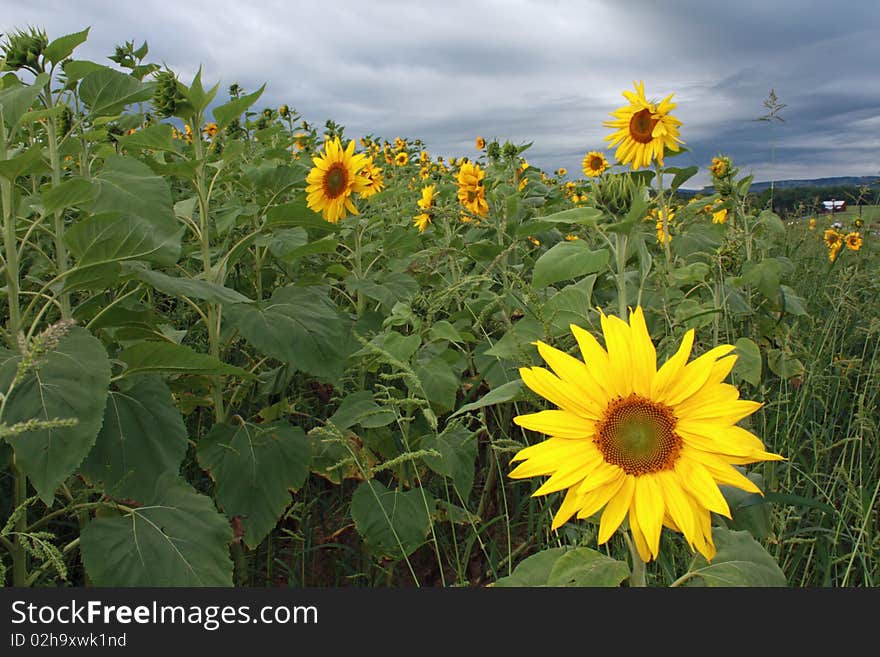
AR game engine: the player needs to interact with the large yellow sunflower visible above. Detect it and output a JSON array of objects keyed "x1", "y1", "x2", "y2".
[
  {"x1": 305, "y1": 138, "x2": 369, "y2": 223},
  {"x1": 417, "y1": 184, "x2": 436, "y2": 210},
  {"x1": 604, "y1": 81, "x2": 683, "y2": 170},
  {"x1": 509, "y1": 307, "x2": 782, "y2": 562},
  {"x1": 582, "y1": 151, "x2": 609, "y2": 177},
  {"x1": 457, "y1": 161, "x2": 488, "y2": 218}
]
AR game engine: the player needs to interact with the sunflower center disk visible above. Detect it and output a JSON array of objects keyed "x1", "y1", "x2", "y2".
[
  {"x1": 595, "y1": 395, "x2": 681, "y2": 475},
  {"x1": 589, "y1": 156, "x2": 603, "y2": 170},
  {"x1": 323, "y1": 164, "x2": 349, "y2": 199},
  {"x1": 628, "y1": 109, "x2": 659, "y2": 144}
]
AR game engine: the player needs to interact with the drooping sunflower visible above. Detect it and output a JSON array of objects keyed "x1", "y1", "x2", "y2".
[
  {"x1": 844, "y1": 231, "x2": 862, "y2": 251},
  {"x1": 582, "y1": 151, "x2": 609, "y2": 177},
  {"x1": 509, "y1": 307, "x2": 783, "y2": 562},
  {"x1": 359, "y1": 158, "x2": 385, "y2": 199},
  {"x1": 604, "y1": 81, "x2": 683, "y2": 170},
  {"x1": 413, "y1": 212, "x2": 432, "y2": 233},
  {"x1": 457, "y1": 161, "x2": 488, "y2": 218},
  {"x1": 305, "y1": 137, "x2": 369, "y2": 223},
  {"x1": 475, "y1": 135, "x2": 486, "y2": 150}
]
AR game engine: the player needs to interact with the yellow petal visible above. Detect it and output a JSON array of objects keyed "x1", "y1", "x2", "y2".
[
  {"x1": 513, "y1": 409, "x2": 595, "y2": 439},
  {"x1": 568, "y1": 324, "x2": 617, "y2": 399},
  {"x1": 551, "y1": 487, "x2": 585, "y2": 530},
  {"x1": 682, "y1": 447, "x2": 763, "y2": 494},
  {"x1": 627, "y1": 505, "x2": 653, "y2": 562},
  {"x1": 599, "y1": 312, "x2": 634, "y2": 395},
  {"x1": 634, "y1": 476, "x2": 665, "y2": 559},
  {"x1": 597, "y1": 475, "x2": 635, "y2": 544},
  {"x1": 627, "y1": 307, "x2": 657, "y2": 396},
  {"x1": 661, "y1": 345, "x2": 736, "y2": 406},
  {"x1": 657, "y1": 470, "x2": 699, "y2": 549},
  {"x1": 576, "y1": 460, "x2": 624, "y2": 496},
  {"x1": 575, "y1": 475, "x2": 627, "y2": 520},
  {"x1": 651, "y1": 329, "x2": 694, "y2": 400},
  {"x1": 674, "y1": 457, "x2": 731, "y2": 518}
]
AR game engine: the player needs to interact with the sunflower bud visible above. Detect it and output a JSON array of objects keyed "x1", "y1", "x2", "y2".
[
  {"x1": 58, "y1": 105, "x2": 73, "y2": 137},
  {"x1": 151, "y1": 69, "x2": 186, "y2": 119},
  {"x1": 501, "y1": 141, "x2": 518, "y2": 161},
  {"x1": 278, "y1": 104, "x2": 290, "y2": 118},
  {"x1": 486, "y1": 140, "x2": 501, "y2": 161},
  {"x1": 2, "y1": 27, "x2": 49, "y2": 72}
]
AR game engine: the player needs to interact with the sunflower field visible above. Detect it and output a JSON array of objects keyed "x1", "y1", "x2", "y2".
[{"x1": 0, "y1": 28, "x2": 877, "y2": 589}]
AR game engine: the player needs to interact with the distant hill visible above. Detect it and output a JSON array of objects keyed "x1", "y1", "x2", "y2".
[{"x1": 692, "y1": 175, "x2": 879, "y2": 194}]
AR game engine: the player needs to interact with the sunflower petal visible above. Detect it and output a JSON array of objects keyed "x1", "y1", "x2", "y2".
[{"x1": 598, "y1": 476, "x2": 636, "y2": 544}]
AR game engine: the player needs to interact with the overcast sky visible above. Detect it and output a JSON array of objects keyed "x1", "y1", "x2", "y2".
[{"x1": 5, "y1": 0, "x2": 880, "y2": 188}]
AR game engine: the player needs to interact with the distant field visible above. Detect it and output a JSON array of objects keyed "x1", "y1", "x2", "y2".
[{"x1": 802, "y1": 204, "x2": 878, "y2": 222}]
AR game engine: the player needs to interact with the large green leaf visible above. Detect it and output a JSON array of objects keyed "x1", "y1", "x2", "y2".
[
  {"x1": 41, "y1": 176, "x2": 98, "y2": 214},
  {"x1": 733, "y1": 337, "x2": 762, "y2": 386},
  {"x1": 493, "y1": 547, "x2": 629, "y2": 587},
  {"x1": 136, "y1": 269, "x2": 253, "y2": 305},
  {"x1": 350, "y1": 481, "x2": 432, "y2": 560},
  {"x1": 532, "y1": 242, "x2": 609, "y2": 289},
  {"x1": 80, "y1": 474, "x2": 233, "y2": 586},
  {"x1": 117, "y1": 341, "x2": 253, "y2": 379},
  {"x1": 224, "y1": 285, "x2": 351, "y2": 381},
  {"x1": 115, "y1": 123, "x2": 175, "y2": 153},
  {"x1": 79, "y1": 67, "x2": 155, "y2": 116},
  {"x1": 86, "y1": 155, "x2": 183, "y2": 265},
  {"x1": 451, "y1": 378, "x2": 525, "y2": 417},
  {"x1": 197, "y1": 421, "x2": 311, "y2": 549},
  {"x1": 420, "y1": 423, "x2": 478, "y2": 498},
  {"x1": 44, "y1": 28, "x2": 90, "y2": 65},
  {"x1": 543, "y1": 275, "x2": 597, "y2": 335},
  {"x1": 211, "y1": 84, "x2": 265, "y2": 127},
  {"x1": 80, "y1": 376, "x2": 187, "y2": 503},
  {"x1": 0, "y1": 73, "x2": 49, "y2": 132},
  {"x1": 328, "y1": 391, "x2": 395, "y2": 430},
  {"x1": 0, "y1": 327, "x2": 111, "y2": 504},
  {"x1": 682, "y1": 527, "x2": 786, "y2": 587}
]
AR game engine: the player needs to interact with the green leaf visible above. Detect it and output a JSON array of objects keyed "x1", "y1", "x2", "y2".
[
  {"x1": 682, "y1": 527, "x2": 786, "y2": 587},
  {"x1": 532, "y1": 242, "x2": 609, "y2": 288},
  {"x1": 117, "y1": 341, "x2": 254, "y2": 379},
  {"x1": 484, "y1": 317, "x2": 542, "y2": 359},
  {"x1": 547, "y1": 548, "x2": 631, "y2": 586},
  {"x1": 80, "y1": 376, "x2": 187, "y2": 503},
  {"x1": 420, "y1": 423, "x2": 478, "y2": 498},
  {"x1": 182, "y1": 67, "x2": 219, "y2": 115},
  {"x1": 668, "y1": 262, "x2": 711, "y2": 287},
  {"x1": 80, "y1": 474, "x2": 233, "y2": 586},
  {"x1": 0, "y1": 327, "x2": 111, "y2": 505},
  {"x1": 757, "y1": 209, "x2": 786, "y2": 238},
  {"x1": 493, "y1": 547, "x2": 630, "y2": 587},
  {"x1": 779, "y1": 285, "x2": 807, "y2": 316},
  {"x1": 0, "y1": 73, "x2": 49, "y2": 131},
  {"x1": 136, "y1": 269, "x2": 253, "y2": 305},
  {"x1": 720, "y1": 472, "x2": 770, "y2": 541},
  {"x1": 329, "y1": 391, "x2": 395, "y2": 430},
  {"x1": 350, "y1": 481, "x2": 431, "y2": 560},
  {"x1": 224, "y1": 285, "x2": 351, "y2": 382},
  {"x1": 266, "y1": 200, "x2": 339, "y2": 234},
  {"x1": 44, "y1": 28, "x2": 90, "y2": 65},
  {"x1": 493, "y1": 548, "x2": 568, "y2": 586},
  {"x1": 544, "y1": 275, "x2": 596, "y2": 335},
  {"x1": 79, "y1": 67, "x2": 154, "y2": 116},
  {"x1": 41, "y1": 177, "x2": 98, "y2": 214},
  {"x1": 451, "y1": 379, "x2": 525, "y2": 417},
  {"x1": 87, "y1": 155, "x2": 184, "y2": 264},
  {"x1": 671, "y1": 222, "x2": 724, "y2": 260},
  {"x1": 666, "y1": 165, "x2": 698, "y2": 191},
  {"x1": 60, "y1": 60, "x2": 104, "y2": 85},
  {"x1": 742, "y1": 259, "x2": 782, "y2": 300},
  {"x1": 0, "y1": 144, "x2": 46, "y2": 181},
  {"x1": 733, "y1": 337, "x2": 762, "y2": 386},
  {"x1": 767, "y1": 348, "x2": 805, "y2": 380},
  {"x1": 115, "y1": 123, "x2": 175, "y2": 152},
  {"x1": 413, "y1": 355, "x2": 459, "y2": 412},
  {"x1": 534, "y1": 206, "x2": 604, "y2": 226},
  {"x1": 197, "y1": 421, "x2": 311, "y2": 549},
  {"x1": 212, "y1": 84, "x2": 266, "y2": 127},
  {"x1": 347, "y1": 272, "x2": 419, "y2": 310}
]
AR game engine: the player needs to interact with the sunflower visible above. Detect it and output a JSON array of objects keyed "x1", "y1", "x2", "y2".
[
  {"x1": 417, "y1": 184, "x2": 436, "y2": 211},
  {"x1": 557, "y1": 167, "x2": 568, "y2": 177},
  {"x1": 509, "y1": 307, "x2": 783, "y2": 562},
  {"x1": 395, "y1": 151, "x2": 409, "y2": 166},
  {"x1": 582, "y1": 151, "x2": 609, "y2": 177},
  {"x1": 476, "y1": 135, "x2": 486, "y2": 150},
  {"x1": 712, "y1": 208, "x2": 728, "y2": 224},
  {"x1": 809, "y1": 218, "x2": 816, "y2": 231},
  {"x1": 203, "y1": 122, "x2": 219, "y2": 138},
  {"x1": 413, "y1": 212, "x2": 432, "y2": 233},
  {"x1": 844, "y1": 231, "x2": 862, "y2": 251},
  {"x1": 457, "y1": 161, "x2": 488, "y2": 217},
  {"x1": 828, "y1": 244, "x2": 841, "y2": 262},
  {"x1": 823, "y1": 228, "x2": 842, "y2": 249},
  {"x1": 359, "y1": 158, "x2": 385, "y2": 199},
  {"x1": 305, "y1": 137, "x2": 369, "y2": 223},
  {"x1": 604, "y1": 81, "x2": 683, "y2": 170}
]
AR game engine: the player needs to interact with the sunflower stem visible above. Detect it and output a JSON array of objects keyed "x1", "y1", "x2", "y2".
[
  {"x1": 623, "y1": 530, "x2": 647, "y2": 587},
  {"x1": 614, "y1": 232, "x2": 628, "y2": 320},
  {"x1": 654, "y1": 163, "x2": 671, "y2": 264}
]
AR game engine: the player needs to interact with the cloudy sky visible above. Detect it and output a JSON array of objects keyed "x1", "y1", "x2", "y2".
[{"x1": 5, "y1": 0, "x2": 880, "y2": 188}]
